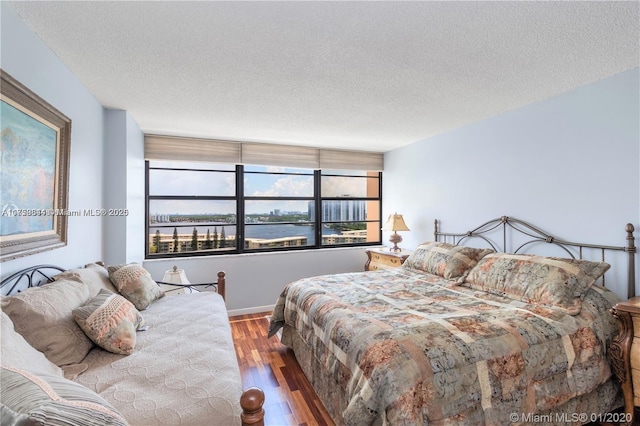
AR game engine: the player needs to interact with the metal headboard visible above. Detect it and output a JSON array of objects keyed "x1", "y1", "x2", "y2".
[
  {"x1": 0, "y1": 264, "x2": 228, "y2": 301},
  {"x1": 434, "y1": 216, "x2": 636, "y2": 298},
  {"x1": 0, "y1": 264, "x2": 66, "y2": 296}
]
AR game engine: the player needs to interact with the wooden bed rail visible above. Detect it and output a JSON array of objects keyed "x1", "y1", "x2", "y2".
[{"x1": 240, "y1": 387, "x2": 265, "y2": 426}]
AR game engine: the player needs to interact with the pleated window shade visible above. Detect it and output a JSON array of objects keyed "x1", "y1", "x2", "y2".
[
  {"x1": 320, "y1": 149, "x2": 384, "y2": 171},
  {"x1": 241, "y1": 142, "x2": 319, "y2": 169},
  {"x1": 145, "y1": 135, "x2": 383, "y2": 171},
  {"x1": 145, "y1": 135, "x2": 241, "y2": 164}
]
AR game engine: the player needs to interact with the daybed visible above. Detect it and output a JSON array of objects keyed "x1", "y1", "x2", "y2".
[
  {"x1": 269, "y1": 216, "x2": 637, "y2": 425},
  {"x1": 0, "y1": 262, "x2": 264, "y2": 426}
]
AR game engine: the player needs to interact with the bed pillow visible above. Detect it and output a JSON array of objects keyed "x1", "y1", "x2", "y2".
[
  {"x1": 0, "y1": 312, "x2": 63, "y2": 378},
  {"x1": 403, "y1": 241, "x2": 494, "y2": 282},
  {"x1": 55, "y1": 262, "x2": 118, "y2": 297},
  {"x1": 1, "y1": 280, "x2": 94, "y2": 366},
  {"x1": 464, "y1": 253, "x2": 611, "y2": 315},
  {"x1": 73, "y1": 289, "x2": 144, "y2": 355},
  {"x1": 107, "y1": 263, "x2": 164, "y2": 310},
  {"x1": 0, "y1": 365, "x2": 128, "y2": 426}
]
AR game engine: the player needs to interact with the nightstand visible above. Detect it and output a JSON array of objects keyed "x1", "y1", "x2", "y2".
[
  {"x1": 609, "y1": 297, "x2": 640, "y2": 425},
  {"x1": 365, "y1": 248, "x2": 412, "y2": 271}
]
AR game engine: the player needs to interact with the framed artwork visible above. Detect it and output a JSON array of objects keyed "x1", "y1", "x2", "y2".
[{"x1": 1, "y1": 70, "x2": 71, "y2": 261}]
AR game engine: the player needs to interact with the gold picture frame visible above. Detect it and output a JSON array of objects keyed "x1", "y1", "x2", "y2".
[{"x1": 1, "y1": 70, "x2": 71, "y2": 261}]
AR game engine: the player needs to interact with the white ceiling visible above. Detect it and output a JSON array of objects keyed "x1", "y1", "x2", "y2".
[{"x1": 8, "y1": 1, "x2": 639, "y2": 153}]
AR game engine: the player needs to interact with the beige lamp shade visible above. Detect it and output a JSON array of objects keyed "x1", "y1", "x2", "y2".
[
  {"x1": 382, "y1": 213, "x2": 410, "y2": 232},
  {"x1": 382, "y1": 213, "x2": 410, "y2": 252},
  {"x1": 162, "y1": 265, "x2": 191, "y2": 284}
]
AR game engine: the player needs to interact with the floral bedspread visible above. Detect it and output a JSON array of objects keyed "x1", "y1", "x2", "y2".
[{"x1": 268, "y1": 268, "x2": 622, "y2": 425}]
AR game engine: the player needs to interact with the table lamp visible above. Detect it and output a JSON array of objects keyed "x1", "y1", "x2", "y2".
[
  {"x1": 162, "y1": 265, "x2": 191, "y2": 285},
  {"x1": 382, "y1": 213, "x2": 410, "y2": 252}
]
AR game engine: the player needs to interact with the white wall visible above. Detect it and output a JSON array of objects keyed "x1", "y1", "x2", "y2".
[
  {"x1": 143, "y1": 247, "x2": 369, "y2": 313},
  {"x1": 1, "y1": 4, "x2": 106, "y2": 275},
  {"x1": 103, "y1": 110, "x2": 127, "y2": 265},
  {"x1": 103, "y1": 109, "x2": 145, "y2": 265},
  {"x1": 125, "y1": 112, "x2": 146, "y2": 263},
  {"x1": 383, "y1": 68, "x2": 640, "y2": 299}
]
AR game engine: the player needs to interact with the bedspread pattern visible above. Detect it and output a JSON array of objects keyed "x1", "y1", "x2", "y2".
[{"x1": 269, "y1": 268, "x2": 621, "y2": 425}]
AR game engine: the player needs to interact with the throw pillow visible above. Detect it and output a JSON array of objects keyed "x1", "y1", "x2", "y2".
[
  {"x1": 1, "y1": 280, "x2": 94, "y2": 366},
  {"x1": 55, "y1": 263, "x2": 118, "y2": 297},
  {"x1": 403, "y1": 241, "x2": 494, "y2": 282},
  {"x1": 464, "y1": 253, "x2": 611, "y2": 315},
  {"x1": 73, "y1": 289, "x2": 144, "y2": 355},
  {"x1": 107, "y1": 263, "x2": 164, "y2": 310},
  {"x1": 0, "y1": 312, "x2": 63, "y2": 377},
  {"x1": 0, "y1": 365, "x2": 128, "y2": 426}
]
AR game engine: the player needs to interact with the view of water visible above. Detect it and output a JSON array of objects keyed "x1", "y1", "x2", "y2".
[{"x1": 150, "y1": 222, "x2": 339, "y2": 242}]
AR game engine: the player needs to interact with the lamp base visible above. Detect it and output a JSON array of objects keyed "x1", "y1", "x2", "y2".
[{"x1": 389, "y1": 232, "x2": 403, "y2": 252}]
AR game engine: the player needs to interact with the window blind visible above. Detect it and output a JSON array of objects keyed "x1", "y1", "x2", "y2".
[
  {"x1": 145, "y1": 135, "x2": 241, "y2": 164},
  {"x1": 145, "y1": 135, "x2": 384, "y2": 171},
  {"x1": 241, "y1": 143, "x2": 319, "y2": 169},
  {"x1": 320, "y1": 149, "x2": 384, "y2": 171}
]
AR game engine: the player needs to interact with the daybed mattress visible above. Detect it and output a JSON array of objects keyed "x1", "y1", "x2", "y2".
[
  {"x1": 269, "y1": 268, "x2": 623, "y2": 425},
  {"x1": 74, "y1": 292, "x2": 242, "y2": 426}
]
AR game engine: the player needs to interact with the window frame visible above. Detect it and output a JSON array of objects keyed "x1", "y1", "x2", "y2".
[
  {"x1": 319, "y1": 170, "x2": 382, "y2": 249},
  {"x1": 243, "y1": 167, "x2": 316, "y2": 250},
  {"x1": 145, "y1": 161, "x2": 382, "y2": 258}
]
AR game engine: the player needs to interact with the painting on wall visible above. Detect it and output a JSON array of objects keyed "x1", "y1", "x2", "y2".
[{"x1": 0, "y1": 70, "x2": 71, "y2": 262}]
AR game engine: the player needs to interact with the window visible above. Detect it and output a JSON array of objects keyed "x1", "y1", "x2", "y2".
[
  {"x1": 321, "y1": 170, "x2": 381, "y2": 246},
  {"x1": 147, "y1": 161, "x2": 238, "y2": 255},
  {"x1": 244, "y1": 166, "x2": 316, "y2": 249},
  {"x1": 146, "y1": 161, "x2": 382, "y2": 257}
]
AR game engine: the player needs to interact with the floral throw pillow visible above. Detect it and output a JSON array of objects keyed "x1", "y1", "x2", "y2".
[
  {"x1": 464, "y1": 253, "x2": 610, "y2": 315},
  {"x1": 403, "y1": 241, "x2": 494, "y2": 282},
  {"x1": 107, "y1": 263, "x2": 164, "y2": 310},
  {"x1": 73, "y1": 289, "x2": 144, "y2": 355}
]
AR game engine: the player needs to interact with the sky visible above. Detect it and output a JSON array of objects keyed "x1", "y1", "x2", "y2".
[{"x1": 148, "y1": 162, "x2": 370, "y2": 216}]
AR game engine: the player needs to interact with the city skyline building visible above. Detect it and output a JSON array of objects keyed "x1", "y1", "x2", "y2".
[{"x1": 321, "y1": 200, "x2": 366, "y2": 222}]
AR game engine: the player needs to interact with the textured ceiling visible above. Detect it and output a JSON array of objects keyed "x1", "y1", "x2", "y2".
[{"x1": 7, "y1": 1, "x2": 639, "y2": 152}]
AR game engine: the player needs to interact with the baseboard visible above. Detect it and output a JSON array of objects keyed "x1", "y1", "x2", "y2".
[{"x1": 227, "y1": 304, "x2": 275, "y2": 317}]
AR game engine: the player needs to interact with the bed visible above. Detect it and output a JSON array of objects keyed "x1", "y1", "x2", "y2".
[
  {"x1": 268, "y1": 216, "x2": 637, "y2": 425},
  {"x1": 0, "y1": 263, "x2": 265, "y2": 426}
]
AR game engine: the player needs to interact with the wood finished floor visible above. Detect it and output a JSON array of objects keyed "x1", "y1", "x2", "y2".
[{"x1": 229, "y1": 312, "x2": 335, "y2": 426}]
